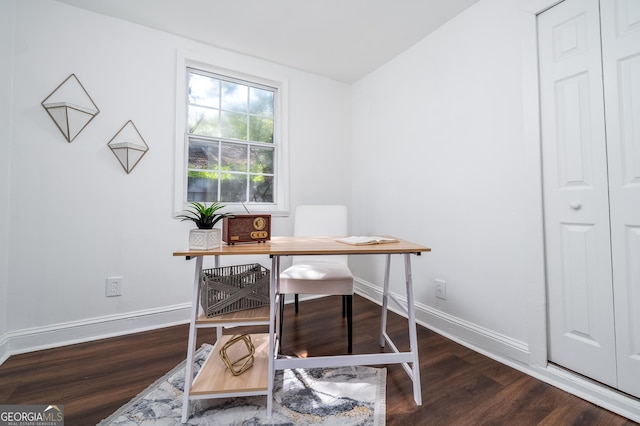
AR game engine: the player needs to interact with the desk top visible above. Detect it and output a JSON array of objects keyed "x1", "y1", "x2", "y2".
[{"x1": 173, "y1": 236, "x2": 431, "y2": 257}]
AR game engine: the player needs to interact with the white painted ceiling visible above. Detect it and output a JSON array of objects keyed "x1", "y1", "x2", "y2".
[{"x1": 54, "y1": 0, "x2": 480, "y2": 83}]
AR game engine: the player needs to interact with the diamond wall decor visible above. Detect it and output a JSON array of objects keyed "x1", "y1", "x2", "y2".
[
  {"x1": 42, "y1": 74, "x2": 99, "y2": 143},
  {"x1": 107, "y1": 120, "x2": 149, "y2": 174}
]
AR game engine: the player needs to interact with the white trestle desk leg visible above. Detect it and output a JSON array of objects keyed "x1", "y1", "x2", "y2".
[
  {"x1": 181, "y1": 255, "x2": 203, "y2": 424},
  {"x1": 404, "y1": 253, "x2": 422, "y2": 405},
  {"x1": 214, "y1": 256, "x2": 222, "y2": 342},
  {"x1": 275, "y1": 255, "x2": 281, "y2": 356},
  {"x1": 380, "y1": 254, "x2": 391, "y2": 347},
  {"x1": 266, "y1": 255, "x2": 278, "y2": 418}
]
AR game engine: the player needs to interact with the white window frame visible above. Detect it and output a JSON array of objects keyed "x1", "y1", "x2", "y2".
[{"x1": 173, "y1": 50, "x2": 289, "y2": 216}]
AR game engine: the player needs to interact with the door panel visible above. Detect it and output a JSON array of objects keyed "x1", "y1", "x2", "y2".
[
  {"x1": 559, "y1": 223, "x2": 603, "y2": 347},
  {"x1": 554, "y1": 72, "x2": 597, "y2": 187},
  {"x1": 617, "y1": 55, "x2": 640, "y2": 185},
  {"x1": 601, "y1": 0, "x2": 640, "y2": 398},
  {"x1": 538, "y1": 0, "x2": 618, "y2": 387}
]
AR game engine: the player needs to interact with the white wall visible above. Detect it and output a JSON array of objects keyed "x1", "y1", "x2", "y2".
[
  {"x1": 351, "y1": 0, "x2": 540, "y2": 349},
  {"x1": 2, "y1": 0, "x2": 351, "y2": 357},
  {"x1": 0, "y1": 0, "x2": 16, "y2": 351}
]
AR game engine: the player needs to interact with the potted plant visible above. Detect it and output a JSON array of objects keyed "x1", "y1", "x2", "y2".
[{"x1": 178, "y1": 202, "x2": 233, "y2": 249}]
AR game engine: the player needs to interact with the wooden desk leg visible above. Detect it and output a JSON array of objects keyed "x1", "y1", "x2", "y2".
[
  {"x1": 404, "y1": 253, "x2": 422, "y2": 405},
  {"x1": 380, "y1": 254, "x2": 392, "y2": 347},
  {"x1": 181, "y1": 255, "x2": 203, "y2": 424}
]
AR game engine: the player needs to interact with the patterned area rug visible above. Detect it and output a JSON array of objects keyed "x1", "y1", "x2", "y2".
[{"x1": 98, "y1": 344, "x2": 386, "y2": 425}]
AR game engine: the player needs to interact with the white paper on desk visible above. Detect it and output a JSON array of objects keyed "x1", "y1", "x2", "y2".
[{"x1": 336, "y1": 236, "x2": 399, "y2": 246}]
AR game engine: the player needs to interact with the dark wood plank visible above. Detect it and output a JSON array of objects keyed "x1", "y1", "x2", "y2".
[{"x1": 0, "y1": 295, "x2": 636, "y2": 425}]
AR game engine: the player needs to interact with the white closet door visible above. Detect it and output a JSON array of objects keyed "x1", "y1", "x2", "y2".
[
  {"x1": 538, "y1": 0, "x2": 618, "y2": 387},
  {"x1": 601, "y1": 0, "x2": 640, "y2": 398}
]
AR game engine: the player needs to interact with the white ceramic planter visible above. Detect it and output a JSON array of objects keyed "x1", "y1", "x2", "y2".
[{"x1": 189, "y1": 228, "x2": 221, "y2": 250}]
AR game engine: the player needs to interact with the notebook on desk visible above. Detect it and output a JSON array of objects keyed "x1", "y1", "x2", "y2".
[{"x1": 336, "y1": 236, "x2": 399, "y2": 246}]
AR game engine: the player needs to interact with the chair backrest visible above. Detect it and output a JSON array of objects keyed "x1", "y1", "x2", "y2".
[{"x1": 293, "y1": 205, "x2": 348, "y2": 265}]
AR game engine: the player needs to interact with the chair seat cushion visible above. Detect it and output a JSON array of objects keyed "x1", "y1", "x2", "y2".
[{"x1": 280, "y1": 261, "x2": 353, "y2": 295}]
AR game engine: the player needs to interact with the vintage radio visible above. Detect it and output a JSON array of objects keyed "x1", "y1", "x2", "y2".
[{"x1": 222, "y1": 214, "x2": 271, "y2": 244}]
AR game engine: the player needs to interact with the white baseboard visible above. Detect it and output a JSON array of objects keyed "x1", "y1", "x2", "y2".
[
  {"x1": 354, "y1": 278, "x2": 529, "y2": 363},
  {"x1": 354, "y1": 278, "x2": 640, "y2": 423},
  {"x1": 0, "y1": 294, "x2": 328, "y2": 365},
  {"x1": 0, "y1": 334, "x2": 9, "y2": 365},
  {"x1": 535, "y1": 365, "x2": 640, "y2": 422},
  {"x1": 0, "y1": 293, "x2": 341, "y2": 365},
  {"x1": 0, "y1": 303, "x2": 191, "y2": 365}
]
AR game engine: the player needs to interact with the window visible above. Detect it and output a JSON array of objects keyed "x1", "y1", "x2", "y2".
[
  {"x1": 174, "y1": 52, "x2": 288, "y2": 215},
  {"x1": 187, "y1": 69, "x2": 276, "y2": 203}
]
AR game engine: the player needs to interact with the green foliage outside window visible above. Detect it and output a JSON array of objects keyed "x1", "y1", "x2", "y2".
[{"x1": 186, "y1": 69, "x2": 276, "y2": 204}]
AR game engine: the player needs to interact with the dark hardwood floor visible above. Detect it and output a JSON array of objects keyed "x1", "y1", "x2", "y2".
[{"x1": 1, "y1": 295, "x2": 637, "y2": 425}]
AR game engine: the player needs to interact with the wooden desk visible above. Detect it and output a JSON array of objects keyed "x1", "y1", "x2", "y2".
[{"x1": 174, "y1": 236, "x2": 431, "y2": 421}]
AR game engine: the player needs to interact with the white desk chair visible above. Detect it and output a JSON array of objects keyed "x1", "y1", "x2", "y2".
[{"x1": 279, "y1": 205, "x2": 353, "y2": 353}]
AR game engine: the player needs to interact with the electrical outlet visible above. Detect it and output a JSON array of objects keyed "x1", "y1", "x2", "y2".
[
  {"x1": 106, "y1": 277, "x2": 123, "y2": 297},
  {"x1": 435, "y1": 279, "x2": 446, "y2": 300}
]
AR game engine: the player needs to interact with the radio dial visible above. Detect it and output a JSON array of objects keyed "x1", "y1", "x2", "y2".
[{"x1": 253, "y1": 217, "x2": 266, "y2": 230}]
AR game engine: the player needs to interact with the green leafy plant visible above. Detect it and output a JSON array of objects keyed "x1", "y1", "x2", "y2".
[{"x1": 177, "y1": 202, "x2": 233, "y2": 229}]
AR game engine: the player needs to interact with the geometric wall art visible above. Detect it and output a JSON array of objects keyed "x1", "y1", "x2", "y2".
[
  {"x1": 107, "y1": 120, "x2": 149, "y2": 174},
  {"x1": 41, "y1": 74, "x2": 100, "y2": 143}
]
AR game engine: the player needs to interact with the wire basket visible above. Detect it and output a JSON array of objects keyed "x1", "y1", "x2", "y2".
[{"x1": 200, "y1": 263, "x2": 270, "y2": 317}]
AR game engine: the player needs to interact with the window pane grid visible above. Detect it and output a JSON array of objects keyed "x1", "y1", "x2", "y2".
[
  {"x1": 186, "y1": 68, "x2": 276, "y2": 204},
  {"x1": 188, "y1": 68, "x2": 275, "y2": 144},
  {"x1": 187, "y1": 136, "x2": 275, "y2": 204}
]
